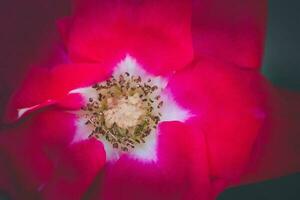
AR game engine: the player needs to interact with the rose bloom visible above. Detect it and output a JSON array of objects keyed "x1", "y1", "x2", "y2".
[{"x1": 0, "y1": 0, "x2": 299, "y2": 200}]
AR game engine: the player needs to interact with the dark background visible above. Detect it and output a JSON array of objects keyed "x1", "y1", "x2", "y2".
[
  {"x1": 262, "y1": 0, "x2": 300, "y2": 90},
  {"x1": 0, "y1": 0, "x2": 299, "y2": 199}
]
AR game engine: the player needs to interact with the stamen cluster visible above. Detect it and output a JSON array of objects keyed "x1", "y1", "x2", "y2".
[{"x1": 82, "y1": 72, "x2": 163, "y2": 152}]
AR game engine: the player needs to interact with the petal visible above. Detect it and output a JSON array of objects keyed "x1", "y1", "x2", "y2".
[
  {"x1": 239, "y1": 89, "x2": 300, "y2": 185},
  {"x1": 0, "y1": 128, "x2": 54, "y2": 199},
  {"x1": 192, "y1": 0, "x2": 267, "y2": 68},
  {"x1": 62, "y1": 0, "x2": 193, "y2": 75},
  {"x1": 0, "y1": 17, "x2": 72, "y2": 121},
  {"x1": 159, "y1": 89, "x2": 192, "y2": 123},
  {"x1": 56, "y1": 16, "x2": 73, "y2": 46},
  {"x1": 0, "y1": 109, "x2": 105, "y2": 198},
  {"x1": 167, "y1": 57, "x2": 270, "y2": 181},
  {"x1": 0, "y1": 2, "x2": 70, "y2": 120},
  {"x1": 87, "y1": 121, "x2": 212, "y2": 200},
  {"x1": 40, "y1": 139, "x2": 106, "y2": 200},
  {"x1": 5, "y1": 62, "x2": 112, "y2": 122}
]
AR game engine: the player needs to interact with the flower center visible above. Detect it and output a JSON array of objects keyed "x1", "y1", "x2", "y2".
[
  {"x1": 103, "y1": 93, "x2": 145, "y2": 129},
  {"x1": 82, "y1": 72, "x2": 163, "y2": 152}
]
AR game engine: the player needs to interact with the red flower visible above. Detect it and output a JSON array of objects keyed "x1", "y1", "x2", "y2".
[{"x1": 0, "y1": 0, "x2": 299, "y2": 200}]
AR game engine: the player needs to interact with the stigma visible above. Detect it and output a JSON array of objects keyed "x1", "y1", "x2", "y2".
[{"x1": 81, "y1": 72, "x2": 163, "y2": 152}]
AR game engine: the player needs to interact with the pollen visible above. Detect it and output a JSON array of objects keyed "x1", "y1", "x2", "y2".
[
  {"x1": 81, "y1": 73, "x2": 163, "y2": 152},
  {"x1": 103, "y1": 94, "x2": 145, "y2": 129}
]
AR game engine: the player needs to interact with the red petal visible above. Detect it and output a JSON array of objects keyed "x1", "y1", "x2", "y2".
[
  {"x1": 5, "y1": 62, "x2": 112, "y2": 122},
  {"x1": 62, "y1": 0, "x2": 193, "y2": 75},
  {"x1": 40, "y1": 139, "x2": 105, "y2": 200},
  {"x1": 0, "y1": 127, "x2": 54, "y2": 198},
  {"x1": 87, "y1": 121, "x2": 213, "y2": 200},
  {"x1": 239, "y1": 89, "x2": 300, "y2": 185},
  {"x1": 167, "y1": 57, "x2": 270, "y2": 181},
  {"x1": 56, "y1": 16, "x2": 73, "y2": 46},
  {"x1": 192, "y1": 0, "x2": 267, "y2": 69},
  {"x1": 0, "y1": 109, "x2": 105, "y2": 198}
]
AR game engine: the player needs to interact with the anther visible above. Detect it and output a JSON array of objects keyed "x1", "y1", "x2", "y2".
[{"x1": 84, "y1": 72, "x2": 163, "y2": 152}]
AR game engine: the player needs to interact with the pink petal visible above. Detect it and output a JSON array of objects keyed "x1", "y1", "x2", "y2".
[
  {"x1": 0, "y1": 109, "x2": 106, "y2": 198},
  {"x1": 5, "y1": 62, "x2": 112, "y2": 122},
  {"x1": 56, "y1": 16, "x2": 73, "y2": 46},
  {"x1": 239, "y1": 89, "x2": 300, "y2": 185},
  {"x1": 61, "y1": 0, "x2": 193, "y2": 75},
  {"x1": 87, "y1": 121, "x2": 213, "y2": 200},
  {"x1": 40, "y1": 139, "x2": 105, "y2": 200},
  {"x1": 0, "y1": 128, "x2": 54, "y2": 198},
  {"x1": 192, "y1": 0, "x2": 267, "y2": 69},
  {"x1": 167, "y1": 57, "x2": 270, "y2": 182}
]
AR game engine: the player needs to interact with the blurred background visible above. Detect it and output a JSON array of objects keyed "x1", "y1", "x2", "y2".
[
  {"x1": 262, "y1": 0, "x2": 300, "y2": 91},
  {"x1": 0, "y1": 0, "x2": 299, "y2": 199}
]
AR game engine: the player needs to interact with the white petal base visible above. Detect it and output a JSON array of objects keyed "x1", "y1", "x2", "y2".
[{"x1": 70, "y1": 55, "x2": 191, "y2": 162}]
